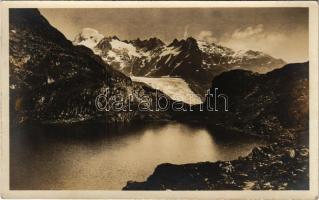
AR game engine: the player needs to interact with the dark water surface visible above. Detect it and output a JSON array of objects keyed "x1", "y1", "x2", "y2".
[{"x1": 10, "y1": 122, "x2": 265, "y2": 190}]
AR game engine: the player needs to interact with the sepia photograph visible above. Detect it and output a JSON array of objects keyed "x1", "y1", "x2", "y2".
[{"x1": 0, "y1": 1, "x2": 318, "y2": 199}]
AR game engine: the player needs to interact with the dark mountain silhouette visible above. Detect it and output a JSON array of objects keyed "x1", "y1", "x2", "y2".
[
  {"x1": 203, "y1": 62, "x2": 308, "y2": 140},
  {"x1": 129, "y1": 37, "x2": 165, "y2": 51}
]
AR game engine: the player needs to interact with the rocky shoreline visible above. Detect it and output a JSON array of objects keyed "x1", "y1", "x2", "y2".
[{"x1": 123, "y1": 135, "x2": 309, "y2": 190}]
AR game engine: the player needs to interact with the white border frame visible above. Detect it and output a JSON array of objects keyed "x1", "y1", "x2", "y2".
[{"x1": 0, "y1": 1, "x2": 318, "y2": 199}]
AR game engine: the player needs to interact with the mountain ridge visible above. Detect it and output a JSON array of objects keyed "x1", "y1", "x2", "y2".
[{"x1": 73, "y1": 28, "x2": 286, "y2": 97}]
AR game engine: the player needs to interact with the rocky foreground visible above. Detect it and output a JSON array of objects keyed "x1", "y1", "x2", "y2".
[{"x1": 123, "y1": 139, "x2": 308, "y2": 190}]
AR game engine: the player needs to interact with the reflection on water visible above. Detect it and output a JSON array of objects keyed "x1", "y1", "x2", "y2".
[{"x1": 10, "y1": 122, "x2": 265, "y2": 190}]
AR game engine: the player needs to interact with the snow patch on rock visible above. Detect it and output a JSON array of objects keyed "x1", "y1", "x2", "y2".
[{"x1": 110, "y1": 39, "x2": 141, "y2": 58}]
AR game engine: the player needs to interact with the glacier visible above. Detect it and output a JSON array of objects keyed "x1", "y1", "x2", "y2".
[{"x1": 131, "y1": 76, "x2": 203, "y2": 105}]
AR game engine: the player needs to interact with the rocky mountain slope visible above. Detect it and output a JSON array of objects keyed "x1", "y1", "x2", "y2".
[
  {"x1": 202, "y1": 62, "x2": 309, "y2": 141},
  {"x1": 9, "y1": 9, "x2": 173, "y2": 124},
  {"x1": 74, "y1": 29, "x2": 286, "y2": 97},
  {"x1": 124, "y1": 62, "x2": 309, "y2": 190}
]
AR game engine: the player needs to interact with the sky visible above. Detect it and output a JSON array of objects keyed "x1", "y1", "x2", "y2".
[{"x1": 40, "y1": 8, "x2": 309, "y2": 63}]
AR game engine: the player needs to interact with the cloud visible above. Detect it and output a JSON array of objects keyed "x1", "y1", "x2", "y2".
[
  {"x1": 219, "y1": 24, "x2": 308, "y2": 63},
  {"x1": 183, "y1": 25, "x2": 189, "y2": 39},
  {"x1": 231, "y1": 24, "x2": 264, "y2": 39},
  {"x1": 197, "y1": 30, "x2": 218, "y2": 43},
  {"x1": 221, "y1": 24, "x2": 285, "y2": 52}
]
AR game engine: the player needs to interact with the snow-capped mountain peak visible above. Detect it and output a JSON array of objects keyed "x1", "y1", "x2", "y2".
[
  {"x1": 73, "y1": 28, "x2": 104, "y2": 49},
  {"x1": 197, "y1": 40, "x2": 234, "y2": 56}
]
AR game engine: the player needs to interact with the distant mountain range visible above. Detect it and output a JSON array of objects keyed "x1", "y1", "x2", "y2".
[{"x1": 73, "y1": 28, "x2": 286, "y2": 97}]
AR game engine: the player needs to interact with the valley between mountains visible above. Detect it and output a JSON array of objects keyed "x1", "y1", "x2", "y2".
[{"x1": 9, "y1": 9, "x2": 309, "y2": 190}]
